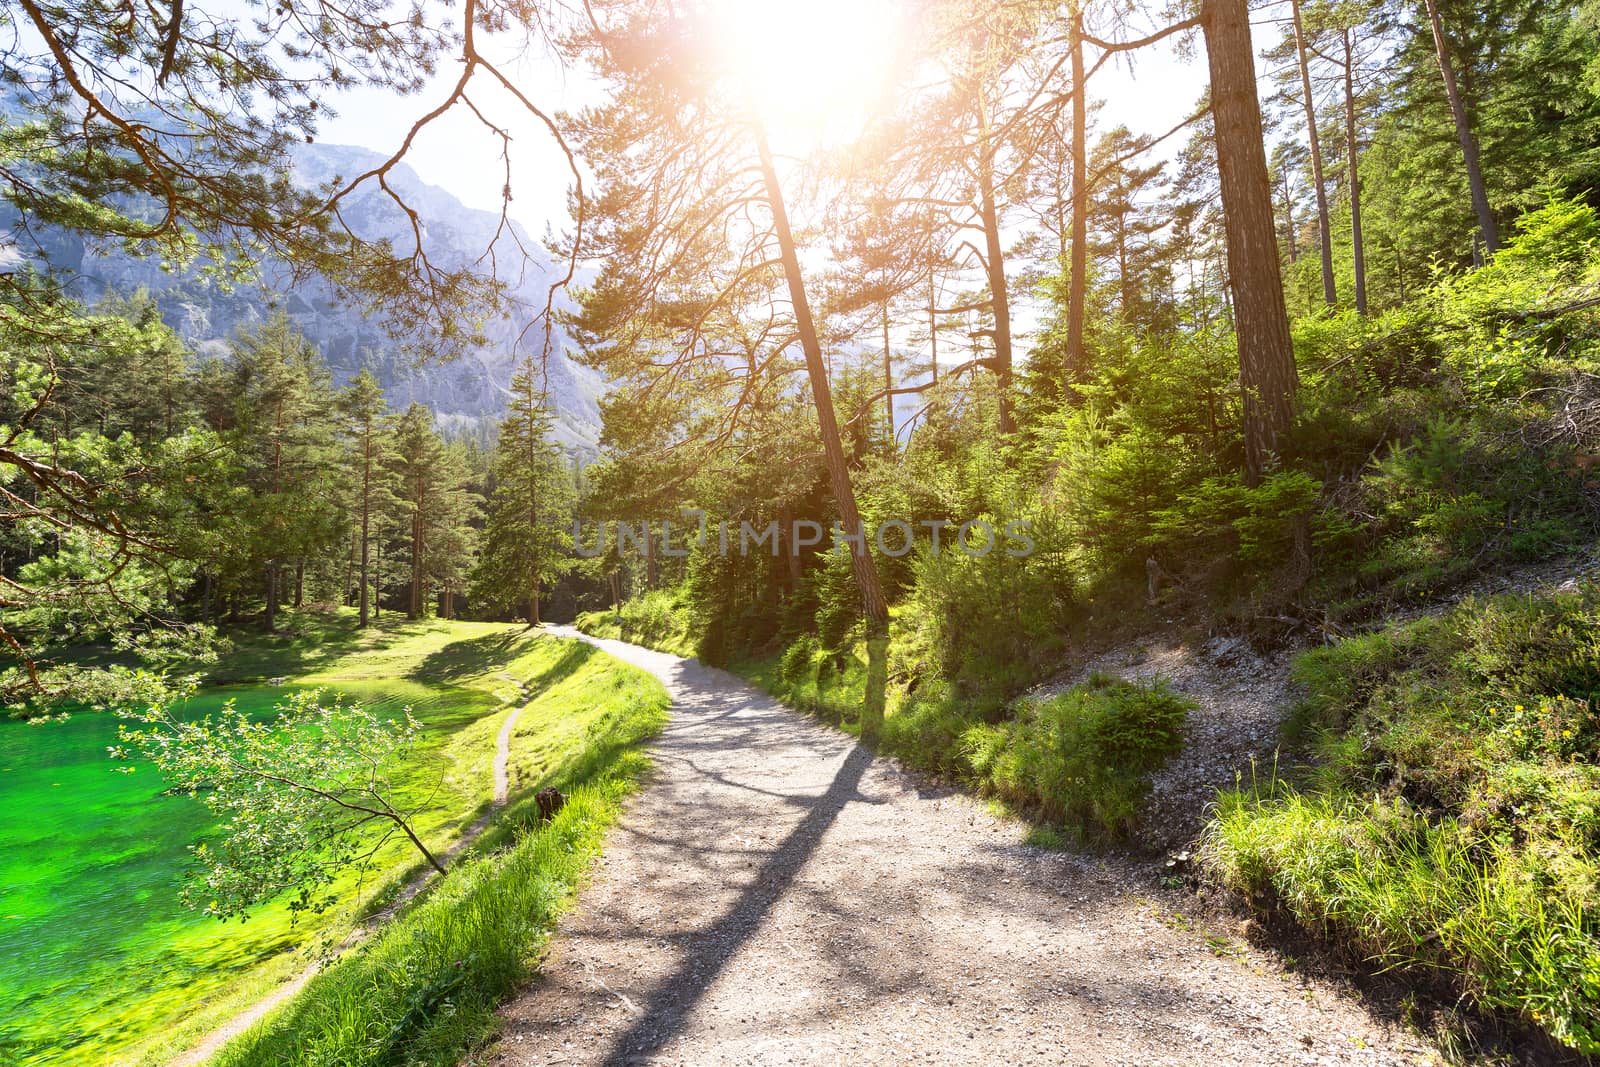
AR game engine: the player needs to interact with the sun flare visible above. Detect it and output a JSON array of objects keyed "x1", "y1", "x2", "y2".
[{"x1": 713, "y1": 0, "x2": 907, "y2": 149}]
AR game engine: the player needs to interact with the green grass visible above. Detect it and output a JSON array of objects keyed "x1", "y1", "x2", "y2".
[
  {"x1": 209, "y1": 635, "x2": 670, "y2": 1067},
  {"x1": 1200, "y1": 585, "x2": 1600, "y2": 1054},
  {"x1": 961, "y1": 673, "x2": 1190, "y2": 841},
  {"x1": 0, "y1": 611, "x2": 553, "y2": 1067}
]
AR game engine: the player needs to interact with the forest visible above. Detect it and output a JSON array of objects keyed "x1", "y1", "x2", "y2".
[{"x1": 2, "y1": 0, "x2": 1599, "y2": 1061}]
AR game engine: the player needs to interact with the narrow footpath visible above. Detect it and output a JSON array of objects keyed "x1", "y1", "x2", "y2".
[{"x1": 481, "y1": 627, "x2": 1439, "y2": 1067}]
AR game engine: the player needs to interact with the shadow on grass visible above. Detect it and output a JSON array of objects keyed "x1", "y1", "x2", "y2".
[
  {"x1": 205, "y1": 612, "x2": 417, "y2": 685},
  {"x1": 407, "y1": 629, "x2": 532, "y2": 685}
]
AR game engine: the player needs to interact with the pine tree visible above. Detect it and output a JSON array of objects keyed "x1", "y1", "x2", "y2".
[
  {"x1": 389, "y1": 403, "x2": 479, "y2": 620},
  {"x1": 225, "y1": 312, "x2": 343, "y2": 630},
  {"x1": 471, "y1": 361, "x2": 573, "y2": 626},
  {"x1": 337, "y1": 370, "x2": 399, "y2": 628}
]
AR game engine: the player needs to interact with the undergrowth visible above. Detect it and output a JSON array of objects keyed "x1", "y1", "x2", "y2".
[
  {"x1": 1202, "y1": 585, "x2": 1600, "y2": 1054},
  {"x1": 576, "y1": 603, "x2": 1186, "y2": 841}
]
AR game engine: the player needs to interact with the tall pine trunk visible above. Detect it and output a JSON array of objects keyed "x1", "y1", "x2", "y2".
[
  {"x1": 1204, "y1": 0, "x2": 1300, "y2": 484},
  {"x1": 756, "y1": 126, "x2": 890, "y2": 738},
  {"x1": 1343, "y1": 28, "x2": 1368, "y2": 314},
  {"x1": 1279, "y1": 169, "x2": 1298, "y2": 262},
  {"x1": 358, "y1": 429, "x2": 373, "y2": 627},
  {"x1": 264, "y1": 562, "x2": 278, "y2": 631},
  {"x1": 882, "y1": 303, "x2": 894, "y2": 440},
  {"x1": 1066, "y1": 6, "x2": 1089, "y2": 385},
  {"x1": 344, "y1": 532, "x2": 355, "y2": 609},
  {"x1": 1116, "y1": 209, "x2": 1133, "y2": 324},
  {"x1": 1424, "y1": 0, "x2": 1498, "y2": 255},
  {"x1": 1291, "y1": 0, "x2": 1336, "y2": 307},
  {"x1": 975, "y1": 92, "x2": 1015, "y2": 435},
  {"x1": 408, "y1": 503, "x2": 424, "y2": 620}
]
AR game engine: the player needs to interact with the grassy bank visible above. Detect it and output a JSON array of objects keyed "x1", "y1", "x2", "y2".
[
  {"x1": 1200, "y1": 586, "x2": 1600, "y2": 1054},
  {"x1": 574, "y1": 601, "x2": 1186, "y2": 842},
  {"x1": 207, "y1": 634, "x2": 669, "y2": 1067},
  {"x1": 3, "y1": 612, "x2": 560, "y2": 1067}
]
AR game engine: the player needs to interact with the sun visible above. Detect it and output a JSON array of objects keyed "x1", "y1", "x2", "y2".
[{"x1": 713, "y1": 0, "x2": 907, "y2": 150}]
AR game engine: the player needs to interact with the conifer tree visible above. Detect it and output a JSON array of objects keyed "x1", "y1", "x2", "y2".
[
  {"x1": 471, "y1": 361, "x2": 573, "y2": 626},
  {"x1": 225, "y1": 312, "x2": 343, "y2": 630},
  {"x1": 337, "y1": 370, "x2": 400, "y2": 628},
  {"x1": 390, "y1": 404, "x2": 479, "y2": 620}
]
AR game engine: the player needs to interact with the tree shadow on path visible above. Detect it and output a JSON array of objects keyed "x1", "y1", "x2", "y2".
[{"x1": 599, "y1": 742, "x2": 874, "y2": 1066}]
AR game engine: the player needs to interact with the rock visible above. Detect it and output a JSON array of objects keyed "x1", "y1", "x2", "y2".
[{"x1": 1202, "y1": 636, "x2": 1248, "y2": 666}]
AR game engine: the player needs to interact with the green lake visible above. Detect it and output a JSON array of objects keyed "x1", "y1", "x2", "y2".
[{"x1": 0, "y1": 698, "x2": 321, "y2": 1064}]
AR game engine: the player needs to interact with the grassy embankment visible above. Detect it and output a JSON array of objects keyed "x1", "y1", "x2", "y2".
[
  {"x1": 576, "y1": 590, "x2": 1187, "y2": 843},
  {"x1": 1202, "y1": 587, "x2": 1600, "y2": 1055},
  {"x1": 205, "y1": 630, "x2": 668, "y2": 1067},
  {"x1": 1, "y1": 612, "x2": 666, "y2": 1067}
]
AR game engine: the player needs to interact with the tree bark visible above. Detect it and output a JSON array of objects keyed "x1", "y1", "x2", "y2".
[
  {"x1": 755, "y1": 126, "x2": 890, "y2": 737},
  {"x1": 1290, "y1": 0, "x2": 1337, "y2": 307},
  {"x1": 974, "y1": 93, "x2": 1015, "y2": 435},
  {"x1": 1279, "y1": 168, "x2": 1298, "y2": 262},
  {"x1": 358, "y1": 425, "x2": 373, "y2": 628},
  {"x1": 1066, "y1": 6, "x2": 1090, "y2": 386},
  {"x1": 1342, "y1": 28, "x2": 1368, "y2": 314},
  {"x1": 882, "y1": 302, "x2": 894, "y2": 441},
  {"x1": 408, "y1": 500, "x2": 423, "y2": 620},
  {"x1": 1423, "y1": 0, "x2": 1498, "y2": 255},
  {"x1": 264, "y1": 562, "x2": 277, "y2": 631},
  {"x1": 1116, "y1": 207, "x2": 1133, "y2": 324},
  {"x1": 1204, "y1": 0, "x2": 1300, "y2": 485}
]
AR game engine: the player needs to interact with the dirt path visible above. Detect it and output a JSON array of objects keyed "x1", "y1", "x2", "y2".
[
  {"x1": 495, "y1": 671, "x2": 533, "y2": 804},
  {"x1": 480, "y1": 628, "x2": 1441, "y2": 1067}
]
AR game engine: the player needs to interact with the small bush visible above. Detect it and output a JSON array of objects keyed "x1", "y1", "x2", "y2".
[
  {"x1": 778, "y1": 634, "x2": 820, "y2": 687},
  {"x1": 905, "y1": 512, "x2": 1078, "y2": 699},
  {"x1": 961, "y1": 674, "x2": 1191, "y2": 840}
]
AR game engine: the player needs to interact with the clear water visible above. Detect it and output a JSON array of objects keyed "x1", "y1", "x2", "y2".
[{"x1": 0, "y1": 694, "x2": 323, "y2": 1064}]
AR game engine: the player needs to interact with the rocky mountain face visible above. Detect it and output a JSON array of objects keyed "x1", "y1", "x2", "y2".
[{"x1": 13, "y1": 141, "x2": 605, "y2": 454}]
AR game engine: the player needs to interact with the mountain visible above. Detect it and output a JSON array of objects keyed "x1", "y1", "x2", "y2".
[{"x1": 9, "y1": 140, "x2": 606, "y2": 454}]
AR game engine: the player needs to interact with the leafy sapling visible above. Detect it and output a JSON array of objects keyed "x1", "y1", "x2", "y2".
[{"x1": 115, "y1": 687, "x2": 446, "y2": 920}]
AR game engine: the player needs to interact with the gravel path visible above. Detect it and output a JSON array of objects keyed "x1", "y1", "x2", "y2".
[{"x1": 478, "y1": 628, "x2": 1440, "y2": 1067}]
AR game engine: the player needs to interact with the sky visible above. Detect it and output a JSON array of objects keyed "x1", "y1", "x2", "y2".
[{"x1": 316, "y1": 7, "x2": 1213, "y2": 237}]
